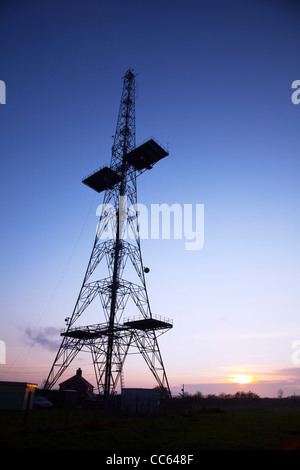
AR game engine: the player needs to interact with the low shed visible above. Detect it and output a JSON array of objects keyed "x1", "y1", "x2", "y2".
[
  {"x1": 0, "y1": 381, "x2": 37, "y2": 410},
  {"x1": 121, "y1": 388, "x2": 160, "y2": 415}
]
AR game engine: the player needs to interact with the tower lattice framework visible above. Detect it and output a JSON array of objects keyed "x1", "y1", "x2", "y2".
[{"x1": 44, "y1": 70, "x2": 172, "y2": 398}]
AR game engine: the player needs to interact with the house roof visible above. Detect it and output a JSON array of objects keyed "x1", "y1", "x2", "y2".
[{"x1": 59, "y1": 368, "x2": 94, "y2": 391}]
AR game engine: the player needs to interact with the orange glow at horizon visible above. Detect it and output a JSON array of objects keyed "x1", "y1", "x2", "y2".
[{"x1": 229, "y1": 374, "x2": 255, "y2": 385}]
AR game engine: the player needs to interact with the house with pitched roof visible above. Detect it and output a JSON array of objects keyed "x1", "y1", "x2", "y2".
[{"x1": 59, "y1": 368, "x2": 94, "y2": 403}]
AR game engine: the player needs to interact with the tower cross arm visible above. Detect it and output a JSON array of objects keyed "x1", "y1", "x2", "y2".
[
  {"x1": 82, "y1": 138, "x2": 169, "y2": 194},
  {"x1": 124, "y1": 138, "x2": 169, "y2": 172}
]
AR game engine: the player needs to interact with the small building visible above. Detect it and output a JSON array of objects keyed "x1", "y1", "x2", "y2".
[
  {"x1": 0, "y1": 381, "x2": 37, "y2": 410},
  {"x1": 59, "y1": 368, "x2": 94, "y2": 403},
  {"x1": 121, "y1": 388, "x2": 160, "y2": 416}
]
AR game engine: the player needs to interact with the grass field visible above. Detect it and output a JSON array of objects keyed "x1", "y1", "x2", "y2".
[{"x1": 1, "y1": 401, "x2": 300, "y2": 451}]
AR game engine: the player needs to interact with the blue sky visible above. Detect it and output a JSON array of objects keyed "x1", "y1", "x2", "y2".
[{"x1": 1, "y1": 0, "x2": 300, "y2": 397}]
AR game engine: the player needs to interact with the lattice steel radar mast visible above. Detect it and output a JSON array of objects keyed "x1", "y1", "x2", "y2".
[{"x1": 44, "y1": 69, "x2": 173, "y2": 398}]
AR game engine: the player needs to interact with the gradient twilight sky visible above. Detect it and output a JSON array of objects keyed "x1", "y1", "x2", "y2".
[{"x1": 1, "y1": 0, "x2": 300, "y2": 397}]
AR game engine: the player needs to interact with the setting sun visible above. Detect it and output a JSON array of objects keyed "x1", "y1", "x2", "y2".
[{"x1": 229, "y1": 374, "x2": 255, "y2": 385}]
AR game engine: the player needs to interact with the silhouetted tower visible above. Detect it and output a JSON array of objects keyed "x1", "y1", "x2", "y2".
[{"x1": 44, "y1": 70, "x2": 172, "y2": 398}]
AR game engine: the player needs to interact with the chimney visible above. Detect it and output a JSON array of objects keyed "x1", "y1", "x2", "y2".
[{"x1": 76, "y1": 368, "x2": 82, "y2": 377}]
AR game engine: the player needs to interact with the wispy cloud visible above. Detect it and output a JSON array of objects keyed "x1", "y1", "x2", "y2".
[
  {"x1": 183, "y1": 326, "x2": 300, "y2": 342},
  {"x1": 262, "y1": 367, "x2": 300, "y2": 381},
  {"x1": 23, "y1": 326, "x2": 61, "y2": 351}
]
